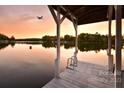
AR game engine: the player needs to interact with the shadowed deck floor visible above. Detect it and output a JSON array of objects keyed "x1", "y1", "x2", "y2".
[{"x1": 43, "y1": 61, "x2": 115, "y2": 88}]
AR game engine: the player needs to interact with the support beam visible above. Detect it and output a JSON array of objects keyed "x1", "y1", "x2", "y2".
[
  {"x1": 55, "y1": 6, "x2": 61, "y2": 78},
  {"x1": 73, "y1": 21, "x2": 78, "y2": 66},
  {"x1": 70, "y1": 15, "x2": 78, "y2": 65},
  {"x1": 48, "y1": 6, "x2": 57, "y2": 24},
  {"x1": 115, "y1": 5, "x2": 122, "y2": 88},
  {"x1": 48, "y1": 6, "x2": 67, "y2": 78},
  {"x1": 70, "y1": 14, "x2": 77, "y2": 31},
  {"x1": 108, "y1": 5, "x2": 113, "y2": 55},
  {"x1": 108, "y1": 6, "x2": 114, "y2": 73},
  {"x1": 74, "y1": 21, "x2": 78, "y2": 54},
  {"x1": 71, "y1": 18, "x2": 78, "y2": 51},
  {"x1": 60, "y1": 13, "x2": 68, "y2": 24},
  {"x1": 59, "y1": 5, "x2": 77, "y2": 20}
]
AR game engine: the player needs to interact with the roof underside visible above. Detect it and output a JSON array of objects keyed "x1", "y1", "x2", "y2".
[{"x1": 52, "y1": 5, "x2": 124, "y2": 25}]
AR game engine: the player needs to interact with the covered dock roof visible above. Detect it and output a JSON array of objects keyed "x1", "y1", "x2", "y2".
[
  {"x1": 51, "y1": 5, "x2": 124, "y2": 25},
  {"x1": 48, "y1": 5, "x2": 123, "y2": 87}
]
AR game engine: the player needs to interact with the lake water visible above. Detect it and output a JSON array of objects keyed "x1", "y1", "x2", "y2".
[{"x1": 0, "y1": 43, "x2": 124, "y2": 88}]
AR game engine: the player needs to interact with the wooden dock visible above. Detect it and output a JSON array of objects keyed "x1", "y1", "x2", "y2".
[{"x1": 43, "y1": 61, "x2": 115, "y2": 88}]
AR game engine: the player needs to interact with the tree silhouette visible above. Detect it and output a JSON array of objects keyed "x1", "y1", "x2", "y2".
[{"x1": 10, "y1": 36, "x2": 15, "y2": 40}]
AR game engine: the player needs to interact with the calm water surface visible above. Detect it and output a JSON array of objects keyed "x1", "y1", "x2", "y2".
[{"x1": 0, "y1": 44, "x2": 124, "y2": 88}]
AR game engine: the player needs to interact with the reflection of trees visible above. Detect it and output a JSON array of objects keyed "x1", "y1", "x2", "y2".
[
  {"x1": 64, "y1": 42, "x2": 75, "y2": 49},
  {"x1": 10, "y1": 41, "x2": 16, "y2": 48},
  {"x1": 0, "y1": 33, "x2": 16, "y2": 50},
  {"x1": 0, "y1": 43, "x2": 9, "y2": 50},
  {"x1": 78, "y1": 42, "x2": 108, "y2": 52},
  {"x1": 41, "y1": 41, "x2": 108, "y2": 52},
  {"x1": 0, "y1": 40, "x2": 122, "y2": 53},
  {"x1": 64, "y1": 42, "x2": 109, "y2": 52},
  {"x1": 42, "y1": 41, "x2": 56, "y2": 48},
  {"x1": 0, "y1": 42, "x2": 16, "y2": 50},
  {"x1": 40, "y1": 33, "x2": 124, "y2": 52},
  {"x1": 42, "y1": 41, "x2": 65, "y2": 48}
]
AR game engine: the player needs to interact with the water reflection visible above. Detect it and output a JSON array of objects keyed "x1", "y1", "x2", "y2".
[
  {"x1": 0, "y1": 43, "x2": 55, "y2": 88},
  {"x1": 0, "y1": 43, "x2": 9, "y2": 50},
  {"x1": 0, "y1": 41, "x2": 16, "y2": 50},
  {"x1": 10, "y1": 42, "x2": 16, "y2": 48},
  {"x1": 42, "y1": 41, "x2": 56, "y2": 48},
  {"x1": 0, "y1": 41, "x2": 124, "y2": 87}
]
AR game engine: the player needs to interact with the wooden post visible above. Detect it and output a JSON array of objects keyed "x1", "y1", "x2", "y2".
[
  {"x1": 70, "y1": 15, "x2": 78, "y2": 57},
  {"x1": 70, "y1": 15, "x2": 78, "y2": 66},
  {"x1": 115, "y1": 5, "x2": 122, "y2": 88},
  {"x1": 73, "y1": 21, "x2": 78, "y2": 66},
  {"x1": 48, "y1": 6, "x2": 66, "y2": 78},
  {"x1": 74, "y1": 21, "x2": 78, "y2": 56},
  {"x1": 108, "y1": 6, "x2": 112, "y2": 56},
  {"x1": 56, "y1": 6, "x2": 61, "y2": 78},
  {"x1": 108, "y1": 6, "x2": 114, "y2": 72},
  {"x1": 75, "y1": 21, "x2": 78, "y2": 54}
]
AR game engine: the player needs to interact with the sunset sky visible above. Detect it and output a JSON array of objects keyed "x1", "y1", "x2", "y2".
[{"x1": 0, "y1": 5, "x2": 124, "y2": 39}]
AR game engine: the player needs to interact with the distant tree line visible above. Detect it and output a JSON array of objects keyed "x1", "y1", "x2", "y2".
[
  {"x1": 0, "y1": 33, "x2": 15, "y2": 41},
  {"x1": 41, "y1": 32, "x2": 122, "y2": 45},
  {"x1": 0, "y1": 32, "x2": 124, "y2": 45},
  {"x1": 0, "y1": 33, "x2": 15, "y2": 49},
  {"x1": 78, "y1": 32, "x2": 107, "y2": 43},
  {"x1": 41, "y1": 35, "x2": 74, "y2": 42},
  {"x1": 0, "y1": 32, "x2": 124, "y2": 52},
  {"x1": 0, "y1": 33, "x2": 9, "y2": 40}
]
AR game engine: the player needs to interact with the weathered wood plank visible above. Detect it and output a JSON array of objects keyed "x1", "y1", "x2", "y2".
[{"x1": 43, "y1": 61, "x2": 115, "y2": 88}]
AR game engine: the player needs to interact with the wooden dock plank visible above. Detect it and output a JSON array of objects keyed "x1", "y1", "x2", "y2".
[{"x1": 43, "y1": 61, "x2": 115, "y2": 88}]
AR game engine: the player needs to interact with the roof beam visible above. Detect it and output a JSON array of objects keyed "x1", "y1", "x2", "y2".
[
  {"x1": 78, "y1": 6, "x2": 107, "y2": 19},
  {"x1": 73, "y1": 6, "x2": 85, "y2": 15},
  {"x1": 78, "y1": 9, "x2": 107, "y2": 24},
  {"x1": 59, "y1": 5, "x2": 77, "y2": 21}
]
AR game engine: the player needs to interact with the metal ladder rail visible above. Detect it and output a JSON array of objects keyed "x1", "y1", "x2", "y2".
[{"x1": 66, "y1": 56, "x2": 78, "y2": 70}]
